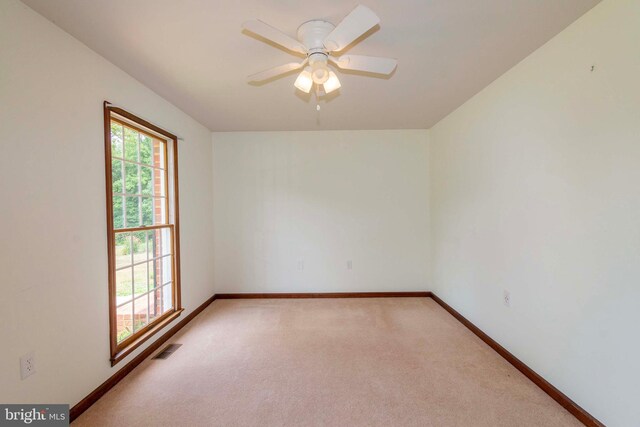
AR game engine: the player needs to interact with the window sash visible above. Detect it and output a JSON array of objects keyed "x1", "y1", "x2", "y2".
[{"x1": 112, "y1": 224, "x2": 174, "y2": 310}]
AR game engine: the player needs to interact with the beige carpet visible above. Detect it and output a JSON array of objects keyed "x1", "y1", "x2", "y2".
[{"x1": 74, "y1": 298, "x2": 580, "y2": 426}]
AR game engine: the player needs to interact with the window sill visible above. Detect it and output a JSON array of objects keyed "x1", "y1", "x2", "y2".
[{"x1": 110, "y1": 308, "x2": 184, "y2": 366}]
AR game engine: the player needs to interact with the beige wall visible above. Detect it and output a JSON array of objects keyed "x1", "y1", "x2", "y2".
[
  {"x1": 212, "y1": 130, "x2": 430, "y2": 293},
  {"x1": 429, "y1": 1, "x2": 640, "y2": 425},
  {"x1": 0, "y1": 0, "x2": 214, "y2": 407}
]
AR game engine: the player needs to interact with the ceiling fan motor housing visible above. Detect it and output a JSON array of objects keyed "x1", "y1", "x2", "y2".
[{"x1": 297, "y1": 20, "x2": 335, "y2": 53}]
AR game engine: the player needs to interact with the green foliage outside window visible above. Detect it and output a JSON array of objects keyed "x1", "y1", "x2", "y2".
[{"x1": 111, "y1": 122, "x2": 159, "y2": 229}]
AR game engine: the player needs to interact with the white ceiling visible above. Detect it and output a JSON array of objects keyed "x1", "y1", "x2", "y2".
[{"x1": 22, "y1": 0, "x2": 599, "y2": 131}]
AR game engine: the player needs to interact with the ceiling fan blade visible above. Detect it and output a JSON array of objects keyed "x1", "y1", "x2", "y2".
[
  {"x1": 323, "y1": 5, "x2": 380, "y2": 52},
  {"x1": 332, "y1": 55, "x2": 397, "y2": 75},
  {"x1": 247, "y1": 61, "x2": 306, "y2": 82},
  {"x1": 242, "y1": 20, "x2": 307, "y2": 54}
]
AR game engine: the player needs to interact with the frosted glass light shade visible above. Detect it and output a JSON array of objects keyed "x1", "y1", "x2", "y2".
[
  {"x1": 323, "y1": 71, "x2": 341, "y2": 94},
  {"x1": 294, "y1": 69, "x2": 313, "y2": 93}
]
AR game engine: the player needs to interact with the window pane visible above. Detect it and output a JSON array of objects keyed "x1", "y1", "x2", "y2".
[
  {"x1": 147, "y1": 230, "x2": 156, "y2": 259},
  {"x1": 124, "y1": 162, "x2": 139, "y2": 194},
  {"x1": 140, "y1": 166, "x2": 153, "y2": 195},
  {"x1": 141, "y1": 197, "x2": 153, "y2": 226},
  {"x1": 133, "y1": 263, "x2": 148, "y2": 297},
  {"x1": 154, "y1": 140, "x2": 165, "y2": 169},
  {"x1": 140, "y1": 134, "x2": 153, "y2": 165},
  {"x1": 132, "y1": 231, "x2": 147, "y2": 264},
  {"x1": 150, "y1": 256, "x2": 171, "y2": 288},
  {"x1": 150, "y1": 284, "x2": 173, "y2": 321},
  {"x1": 160, "y1": 229, "x2": 172, "y2": 256},
  {"x1": 112, "y1": 159, "x2": 123, "y2": 194},
  {"x1": 147, "y1": 261, "x2": 157, "y2": 291},
  {"x1": 149, "y1": 290, "x2": 161, "y2": 322},
  {"x1": 116, "y1": 301, "x2": 134, "y2": 343},
  {"x1": 124, "y1": 127, "x2": 138, "y2": 162},
  {"x1": 161, "y1": 284, "x2": 173, "y2": 312},
  {"x1": 115, "y1": 232, "x2": 132, "y2": 269},
  {"x1": 156, "y1": 255, "x2": 173, "y2": 286},
  {"x1": 149, "y1": 228, "x2": 172, "y2": 258},
  {"x1": 115, "y1": 267, "x2": 133, "y2": 303},
  {"x1": 156, "y1": 170, "x2": 166, "y2": 197},
  {"x1": 150, "y1": 257, "x2": 162, "y2": 287},
  {"x1": 125, "y1": 196, "x2": 140, "y2": 227},
  {"x1": 111, "y1": 122, "x2": 123, "y2": 158},
  {"x1": 133, "y1": 294, "x2": 150, "y2": 332},
  {"x1": 112, "y1": 196, "x2": 124, "y2": 229},
  {"x1": 153, "y1": 197, "x2": 166, "y2": 224}
]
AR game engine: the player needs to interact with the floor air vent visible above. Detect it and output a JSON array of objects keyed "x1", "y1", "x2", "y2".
[{"x1": 153, "y1": 344, "x2": 182, "y2": 360}]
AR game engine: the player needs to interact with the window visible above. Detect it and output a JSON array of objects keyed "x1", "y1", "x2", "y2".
[{"x1": 104, "y1": 102, "x2": 182, "y2": 365}]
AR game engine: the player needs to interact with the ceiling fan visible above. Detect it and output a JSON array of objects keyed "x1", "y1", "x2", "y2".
[{"x1": 242, "y1": 5, "x2": 397, "y2": 95}]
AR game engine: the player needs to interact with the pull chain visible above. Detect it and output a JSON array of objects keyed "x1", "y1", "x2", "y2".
[{"x1": 315, "y1": 85, "x2": 321, "y2": 111}]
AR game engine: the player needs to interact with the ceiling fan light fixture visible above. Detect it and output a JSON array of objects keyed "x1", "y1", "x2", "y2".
[
  {"x1": 323, "y1": 71, "x2": 341, "y2": 94},
  {"x1": 294, "y1": 68, "x2": 313, "y2": 93}
]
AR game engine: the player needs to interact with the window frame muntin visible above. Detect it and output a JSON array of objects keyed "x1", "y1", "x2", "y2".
[{"x1": 104, "y1": 102, "x2": 183, "y2": 366}]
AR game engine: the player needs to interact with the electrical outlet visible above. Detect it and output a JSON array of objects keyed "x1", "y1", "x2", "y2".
[
  {"x1": 297, "y1": 260, "x2": 304, "y2": 272},
  {"x1": 503, "y1": 290, "x2": 511, "y2": 307},
  {"x1": 20, "y1": 352, "x2": 35, "y2": 380},
  {"x1": 347, "y1": 260, "x2": 352, "y2": 270}
]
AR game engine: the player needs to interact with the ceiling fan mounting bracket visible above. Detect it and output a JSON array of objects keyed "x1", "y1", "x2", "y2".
[{"x1": 297, "y1": 20, "x2": 335, "y2": 51}]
